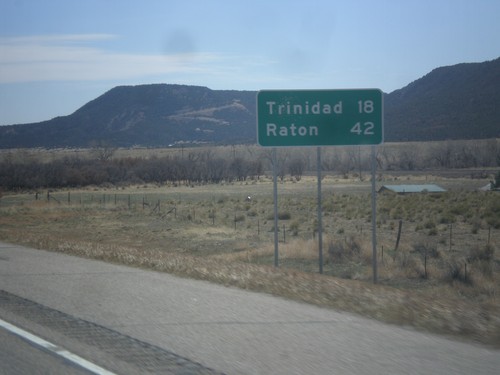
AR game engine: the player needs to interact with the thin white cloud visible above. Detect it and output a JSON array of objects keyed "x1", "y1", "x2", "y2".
[
  {"x1": 0, "y1": 33, "x2": 320, "y2": 93},
  {"x1": 0, "y1": 34, "x2": 233, "y2": 83},
  {"x1": 0, "y1": 34, "x2": 117, "y2": 44}
]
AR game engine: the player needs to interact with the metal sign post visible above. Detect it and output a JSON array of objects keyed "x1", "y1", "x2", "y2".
[
  {"x1": 317, "y1": 147, "x2": 323, "y2": 274},
  {"x1": 272, "y1": 148, "x2": 279, "y2": 267},
  {"x1": 371, "y1": 146, "x2": 378, "y2": 283},
  {"x1": 257, "y1": 89, "x2": 383, "y2": 280}
]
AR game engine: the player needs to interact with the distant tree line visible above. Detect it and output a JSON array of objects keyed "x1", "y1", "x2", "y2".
[
  {"x1": 0, "y1": 139, "x2": 499, "y2": 190},
  {"x1": 0, "y1": 154, "x2": 265, "y2": 190}
]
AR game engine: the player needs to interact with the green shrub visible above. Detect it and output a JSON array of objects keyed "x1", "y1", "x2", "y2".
[
  {"x1": 424, "y1": 220, "x2": 436, "y2": 229},
  {"x1": 468, "y1": 244, "x2": 495, "y2": 263},
  {"x1": 266, "y1": 211, "x2": 291, "y2": 220},
  {"x1": 439, "y1": 213, "x2": 456, "y2": 224},
  {"x1": 428, "y1": 228, "x2": 438, "y2": 236},
  {"x1": 247, "y1": 210, "x2": 258, "y2": 217},
  {"x1": 413, "y1": 242, "x2": 440, "y2": 258},
  {"x1": 289, "y1": 220, "x2": 300, "y2": 236},
  {"x1": 278, "y1": 211, "x2": 292, "y2": 220},
  {"x1": 234, "y1": 214, "x2": 245, "y2": 222},
  {"x1": 471, "y1": 219, "x2": 482, "y2": 234},
  {"x1": 442, "y1": 258, "x2": 470, "y2": 284},
  {"x1": 485, "y1": 216, "x2": 500, "y2": 229},
  {"x1": 327, "y1": 237, "x2": 361, "y2": 262},
  {"x1": 449, "y1": 204, "x2": 468, "y2": 217}
]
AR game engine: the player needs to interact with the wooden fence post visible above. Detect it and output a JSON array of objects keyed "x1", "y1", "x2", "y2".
[
  {"x1": 424, "y1": 252, "x2": 428, "y2": 279},
  {"x1": 395, "y1": 219, "x2": 403, "y2": 251},
  {"x1": 449, "y1": 224, "x2": 453, "y2": 251}
]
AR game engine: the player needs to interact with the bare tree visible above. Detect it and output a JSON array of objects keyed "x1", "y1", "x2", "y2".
[
  {"x1": 347, "y1": 146, "x2": 368, "y2": 180},
  {"x1": 229, "y1": 157, "x2": 248, "y2": 181},
  {"x1": 399, "y1": 149, "x2": 418, "y2": 170},
  {"x1": 430, "y1": 142, "x2": 452, "y2": 168},
  {"x1": 260, "y1": 149, "x2": 289, "y2": 181},
  {"x1": 90, "y1": 140, "x2": 116, "y2": 161},
  {"x1": 288, "y1": 157, "x2": 305, "y2": 181}
]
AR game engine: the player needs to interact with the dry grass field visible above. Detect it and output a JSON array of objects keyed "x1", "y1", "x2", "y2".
[{"x1": 1, "y1": 169, "x2": 499, "y2": 346}]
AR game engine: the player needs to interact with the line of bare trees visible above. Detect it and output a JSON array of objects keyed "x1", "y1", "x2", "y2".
[
  {"x1": 1, "y1": 139, "x2": 499, "y2": 190},
  {"x1": 0, "y1": 154, "x2": 264, "y2": 190}
]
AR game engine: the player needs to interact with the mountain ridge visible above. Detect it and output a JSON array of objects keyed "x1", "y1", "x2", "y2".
[
  {"x1": 0, "y1": 58, "x2": 499, "y2": 148},
  {"x1": 384, "y1": 58, "x2": 500, "y2": 141}
]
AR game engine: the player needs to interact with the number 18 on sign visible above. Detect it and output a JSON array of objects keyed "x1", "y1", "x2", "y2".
[{"x1": 257, "y1": 89, "x2": 383, "y2": 147}]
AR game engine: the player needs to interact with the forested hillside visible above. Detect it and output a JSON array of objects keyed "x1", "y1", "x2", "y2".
[{"x1": 384, "y1": 57, "x2": 500, "y2": 140}]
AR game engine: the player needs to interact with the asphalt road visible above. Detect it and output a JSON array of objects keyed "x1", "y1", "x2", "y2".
[
  {"x1": 0, "y1": 325, "x2": 95, "y2": 375},
  {"x1": 0, "y1": 241, "x2": 498, "y2": 375}
]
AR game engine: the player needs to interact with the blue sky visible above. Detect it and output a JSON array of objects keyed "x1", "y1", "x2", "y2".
[{"x1": 0, "y1": 0, "x2": 499, "y2": 125}]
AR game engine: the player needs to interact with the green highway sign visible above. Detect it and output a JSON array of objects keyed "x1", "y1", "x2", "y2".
[{"x1": 257, "y1": 89, "x2": 383, "y2": 147}]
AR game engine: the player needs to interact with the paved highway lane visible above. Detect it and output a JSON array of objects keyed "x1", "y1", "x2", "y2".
[
  {"x1": 0, "y1": 241, "x2": 499, "y2": 375},
  {"x1": 0, "y1": 324, "x2": 95, "y2": 375}
]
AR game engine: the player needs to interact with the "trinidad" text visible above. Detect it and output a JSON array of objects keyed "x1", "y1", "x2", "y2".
[{"x1": 266, "y1": 101, "x2": 343, "y2": 116}]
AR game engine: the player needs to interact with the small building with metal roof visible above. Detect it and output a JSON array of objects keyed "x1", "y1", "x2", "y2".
[{"x1": 378, "y1": 184, "x2": 446, "y2": 194}]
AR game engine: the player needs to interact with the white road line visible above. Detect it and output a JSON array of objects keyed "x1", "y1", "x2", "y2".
[{"x1": 0, "y1": 318, "x2": 116, "y2": 375}]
